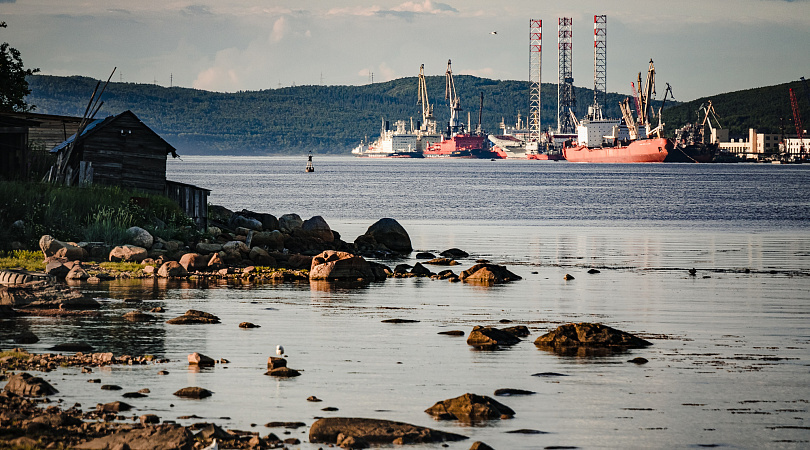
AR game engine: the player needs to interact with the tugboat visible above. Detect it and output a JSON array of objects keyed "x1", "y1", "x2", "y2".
[{"x1": 305, "y1": 151, "x2": 314, "y2": 172}]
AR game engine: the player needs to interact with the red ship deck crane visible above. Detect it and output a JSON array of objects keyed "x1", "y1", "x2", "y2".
[{"x1": 789, "y1": 88, "x2": 805, "y2": 157}]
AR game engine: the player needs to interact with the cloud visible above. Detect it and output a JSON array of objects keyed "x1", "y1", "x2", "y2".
[
  {"x1": 329, "y1": 0, "x2": 457, "y2": 19},
  {"x1": 0, "y1": 0, "x2": 16, "y2": 3},
  {"x1": 181, "y1": 4, "x2": 213, "y2": 17},
  {"x1": 270, "y1": 17, "x2": 287, "y2": 42}
]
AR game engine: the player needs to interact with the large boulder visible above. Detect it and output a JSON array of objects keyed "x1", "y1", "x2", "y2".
[
  {"x1": 109, "y1": 245, "x2": 147, "y2": 262},
  {"x1": 64, "y1": 265, "x2": 90, "y2": 280},
  {"x1": 302, "y1": 216, "x2": 334, "y2": 242},
  {"x1": 126, "y1": 226, "x2": 154, "y2": 249},
  {"x1": 250, "y1": 230, "x2": 284, "y2": 250},
  {"x1": 166, "y1": 309, "x2": 221, "y2": 324},
  {"x1": 229, "y1": 214, "x2": 263, "y2": 231},
  {"x1": 534, "y1": 323, "x2": 652, "y2": 350},
  {"x1": 222, "y1": 241, "x2": 250, "y2": 258},
  {"x1": 196, "y1": 242, "x2": 223, "y2": 254},
  {"x1": 179, "y1": 253, "x2": 209, "y2": 272},
  {"x1": 188, "y1": 352, "x2": 215, "y2": 366},
  {"x1": 0, "y1": 281, "x2": 100, "y2": 309},
  {"x1": 279, "y1": 213, "x2": 304, "y2": 233},
  {"x1": 237, "y1": 209, "x2": 279, "y2": 231},
  {"x1": 157, "y1": 261, "x2": 189, "y2": 278},
  {"x1": 425, "y1": 393, "x2": 515, "y2": 422},
  {"x1": 39, "y1": 235, "x2": 84, "y2": 260},
  {"x1": 3, "y1": 372, "x2": 58, "y2": 397},
  {"x1": 75, "y1": 424, "x2": 194, "y2": 450},
  {"x1": 360, "y1": 218, "x2": 412, "y2": 254},
  {"x1": 460, "y1": 264, "x2": 521, "y2": 283},
  {"x1": 466, "y1": 326, "x2": 521, "y2": 348},
  {"x1": 173, "y1": 386, "x2": 213, "y2": 398},
  {"x1": 310, "y1": 251, "x2": 380, "y2": 281},
  {"x1": 309, "y1": 417, "x2": 467, "y2": 446},
  {"x1": 249, "y1": 247, "x2": 276, "y2": 266}
]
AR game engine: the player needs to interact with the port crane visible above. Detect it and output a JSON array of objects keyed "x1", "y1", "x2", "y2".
[
  {"x1": 789, "y1": 88, "x2": 805, "y2": 157},
  {"x1": 444, "y1": 59, "x2": 464, "y2": 134},
  {"x1": 416, "y1": 64, "x2": 436, "y2": 134},
  {"x1": 698, "y1": 101, "x2": 723, "y2": 144}
]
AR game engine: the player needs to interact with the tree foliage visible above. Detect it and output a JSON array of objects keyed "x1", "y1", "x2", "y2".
[{"x1": 0, "y1": 22, "x2": 39, "y2": 112}]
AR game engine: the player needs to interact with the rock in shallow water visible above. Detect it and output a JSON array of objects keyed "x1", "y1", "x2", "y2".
[
  {"x1": 534, "y1": 322, "x2": 652, "y2": 349},
  {"x1": 425, "y1": 393, "x2": 515, "y2": 422},
  {"x1": 173, "y1": 387, "x2": 213, "y2": 399},
  {"x1": 309, "y1": 417, "x2": 467, "y2": 445},
  {"x1": 3, "y1": 373, "x2": 58, "y2": 397},
  {"x1": 166, "y1": 310, "x2": 220, "y2": 325}
]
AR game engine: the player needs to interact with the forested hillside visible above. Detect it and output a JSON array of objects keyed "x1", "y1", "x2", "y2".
[
  {"x1": 663, "y1": 79, "x2": 810, "y2": 140},
  {"x1": 26, "y1": 74, "x2": 629, "y2": 155},
  {"x1": 26, "y1": 74, "x2": 807, "y2": 154}
]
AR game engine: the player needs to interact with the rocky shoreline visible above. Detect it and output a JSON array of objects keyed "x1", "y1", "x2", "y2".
[{"x1": 0, "y1": 321, "x2": 652, "y2": 449}]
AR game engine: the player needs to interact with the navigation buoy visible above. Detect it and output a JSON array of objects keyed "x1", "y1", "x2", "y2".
[{"x1": 306, "y1": 152, "x2": 314, "y2": 172}]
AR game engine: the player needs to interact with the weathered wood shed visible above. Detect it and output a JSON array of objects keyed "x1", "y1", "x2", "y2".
[
  {"x1": 49, "y1": 110, "x2": 209, "y2": 228},
  {"x1": 0, "y1": 115, "x2": 38, "y2": 179},
  {"x1": 50, "y1": 110, "x2": 178, "y2": 193}
]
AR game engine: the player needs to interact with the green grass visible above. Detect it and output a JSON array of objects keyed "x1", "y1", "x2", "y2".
[
  {"x1": 0, "y1": 250, "x2": 45, "y2": 271},
  {"x1": 0, "y1": 180, "x2": 196, "y2": 251},
  {"x1": 0, "y1": 350, "x2": 32, "y2": 362},
  {"x1": 98, "y1": 261, "x2": 144, "y2": 272}
]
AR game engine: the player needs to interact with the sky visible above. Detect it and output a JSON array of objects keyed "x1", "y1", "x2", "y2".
[{"x1": 2, "y1": 0, "x2": 810, "y2": 102}]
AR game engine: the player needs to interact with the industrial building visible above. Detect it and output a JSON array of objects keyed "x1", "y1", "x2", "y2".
[{"x1": 717, "y1": 128, "x2": 807, "y2": 160}]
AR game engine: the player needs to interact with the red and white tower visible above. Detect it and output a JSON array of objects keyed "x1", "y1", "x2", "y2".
[
  {"x1": 593, "y1": 15, "x2": 607, "y2": 109},
  {"x1": 529, "y1": 19, "x2": 542, "y2": 142},
  {"x1": 557, "y1": 17, "x2": 576, "y2": 134}
]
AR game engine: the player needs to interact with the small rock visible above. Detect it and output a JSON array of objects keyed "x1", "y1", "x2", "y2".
[
  {"x1": 564, "y1": 274, "x2": 575, "y2": 280},
  {"x1": 265, "y1": 367, "x2": 301, "y2": 378},
  {"x1": 239, "y1": 322, "x2": 260, "y2": 328},
  {"x1": 123, "y1": 392, "x2": 148, "y2": 398},
  {"x1": 628, "y1": 357, "x2": 649, "y2": 364},
  {"x1": 307, "y1": 396, "x2": 322, "y2": 402},
  {"x1": 140, "y1": 414, "x2": 160, "y2": 424},
  {"x1": 438, "y1": 330, "x2": 465, "y2": 336},
  {"x1": 99, "y1": 401, "x2": 132, "y2": 412},
  {"x1": 173, "y1": 387, "x2": 213, "y2": 399},
  {"x1": 101, "y1": 385, "x2": 123, "y2": 391},
  {"x1": 267, "y1": 357, "x2": 287, "y2": 369},
  {"x1": 321, "y1": 406, "x2": 339, "y2": 412},
  {"x1": 381, "y1": 318, "x2": 420, "y2": 323},
  {"x1": 188, "y1": 352, "x2": 216, "y2": 366},
  {"x1": 494, "y1": 388, "x2": 535, "y2": 396},
  {"x1": 587, "y1": 268, "x2": 601, "y2": 274},
  {"x1": 166, "y1": 309, "x2": 220, "y2": 325}
]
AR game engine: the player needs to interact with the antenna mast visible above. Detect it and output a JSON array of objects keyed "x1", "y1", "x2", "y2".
[
  {"x1": 557, "y1": 17, "x2": 576, "y2": 133},
  {"x1": 593, "y1": 15, "x2": 606, "y2": 113},
  {"x1": 529, "y1": 19, "x2": 542, "y2": 141}
]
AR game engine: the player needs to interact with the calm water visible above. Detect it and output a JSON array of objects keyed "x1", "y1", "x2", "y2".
[{"x1": 3, "y1": 157, "x2": 810, "y2": 449}]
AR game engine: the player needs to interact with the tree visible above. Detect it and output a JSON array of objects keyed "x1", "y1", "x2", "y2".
[{"x1": 0, "y1": 22, "x2": 39, "y2": 112}]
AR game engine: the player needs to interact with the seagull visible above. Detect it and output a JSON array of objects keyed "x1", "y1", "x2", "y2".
[
  {"x1": 276, "y1": 345, "x2": 284, "y2": 356},
  {"x1": 490, "y1": 31, "x2": 497, "y2": 35},
  {"x1": 202, "y1": 439, "x2": 218, "y2": 450}
]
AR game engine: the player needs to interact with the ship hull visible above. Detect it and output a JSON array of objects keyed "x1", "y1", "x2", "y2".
[
  {"x1": 665, "y1": 143, "x2": 718, "y2": 163},
  {"x1": 563, "y1": 138, "x2": 671, "y2": 163},
  {"x1": 423, "y1": 134, "x2": 501, "y2": 159}
]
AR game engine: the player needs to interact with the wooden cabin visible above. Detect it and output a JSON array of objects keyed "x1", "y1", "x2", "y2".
[
  {"x1": 0, "y1": 115, "x2": 39, "y2": 180},
  {"x1": 49, "y1": 110, "x2": 210, "y2": 228}
]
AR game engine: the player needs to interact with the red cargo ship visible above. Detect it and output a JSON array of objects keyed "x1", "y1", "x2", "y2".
[{"x1": 563, "y1": 137, "x2": 671, "y2": 163}]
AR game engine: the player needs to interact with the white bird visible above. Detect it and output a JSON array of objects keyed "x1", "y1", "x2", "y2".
[
  {"x1": 490, "y1": 31, "x2": 497, "y2": 35},
  {"x1": 276, "y1": 345, "x2": 284, "y2": 356},
  {"x1": 202, "y1": 439, "x2": 218, "y2": 450}
]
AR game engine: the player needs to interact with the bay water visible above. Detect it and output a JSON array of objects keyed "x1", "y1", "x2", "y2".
[{"x1": 3, "y1": 157, "x2": 810, "y2": 448}]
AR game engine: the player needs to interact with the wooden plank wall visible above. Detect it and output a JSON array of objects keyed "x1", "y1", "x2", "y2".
[
  {"x1": 165, "y1": 180, "x2": 209, "y2": 229},
  {"x1": 82, "y1": 114, "x2": 170, "y2": 194}
]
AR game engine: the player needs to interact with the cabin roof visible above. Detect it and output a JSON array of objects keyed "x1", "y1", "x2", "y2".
[{"x1": 50, "y1": 110, "x2": 177, "y2": 155}]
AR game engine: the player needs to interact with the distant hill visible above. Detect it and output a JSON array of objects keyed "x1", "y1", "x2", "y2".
[
  {"x1": 28, "y1": 74, "x2": 809, "y2": 155},
  {"x1": 663, "y1": 79, "x2": 810, "y2": 140},
  {"x1": 25, "y1": 74, "x2": 633, "y2": 155}
]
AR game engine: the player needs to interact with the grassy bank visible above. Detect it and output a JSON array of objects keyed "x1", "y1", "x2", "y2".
[{"x1": 0, "y1": 181, "x2": 196, "y2": 251}]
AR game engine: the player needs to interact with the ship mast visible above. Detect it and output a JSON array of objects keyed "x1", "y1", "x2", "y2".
[{"x1": 445, "y1": 59, "x2": 463, "y2": 133}]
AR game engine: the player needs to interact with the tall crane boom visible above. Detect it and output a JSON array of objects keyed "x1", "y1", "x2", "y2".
[
  {"x1": 445, "y1": 59, "x2": 463, "y2": 132},
  {"x1": 790, "y1": 88, "x2": 805, "y2": 155},
  {"x1": 417, "y1": 64, "x2": 434, "y2": 129}
]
